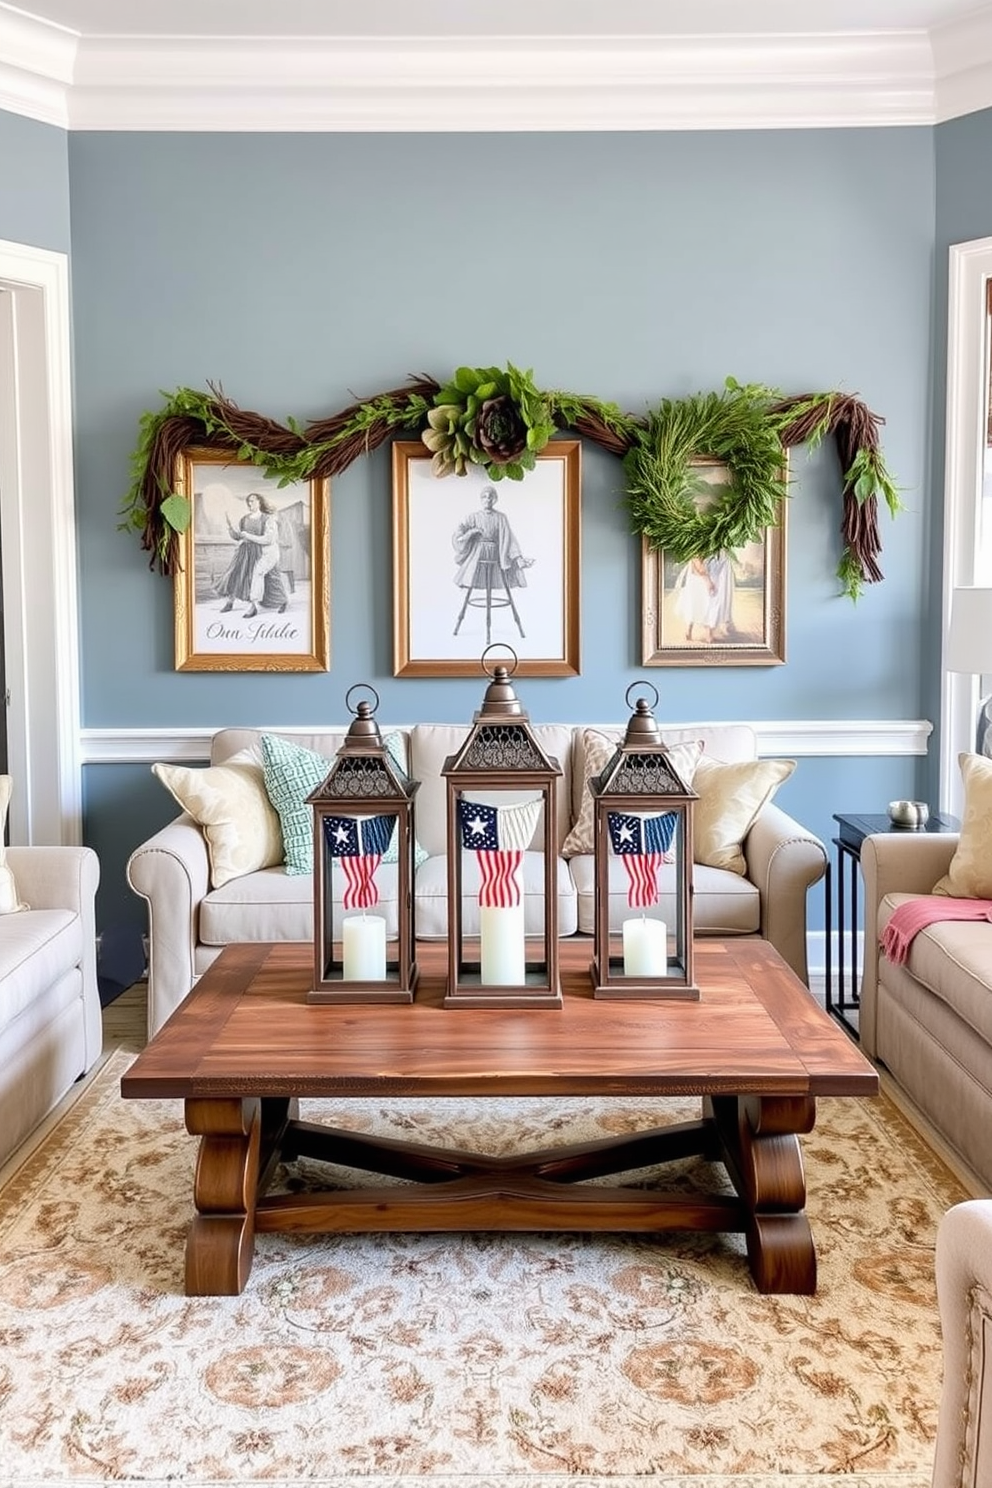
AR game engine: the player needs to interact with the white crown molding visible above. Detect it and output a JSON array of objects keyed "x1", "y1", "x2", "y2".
[
  {"x1": 5, "y1": 8, "x2": 990, "y2": 131},
  {"x1": 932, "y1": 8, "x2": 992, "y2": 121},
  {"x1": 0, "y1": 7, "x2": 75, "y2": 127},
  {"x1": 79, "y1": 719, "x2": 933, "y2": 765},
  {"x1": 60, "y1": 34, "x2": 937, "y2": 132}
]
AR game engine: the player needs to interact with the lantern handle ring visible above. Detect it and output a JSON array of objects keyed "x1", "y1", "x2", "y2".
[
  {"x1": 345, "y1": 682, "x2": 380, "y2": 717},
  {"x1": 625, "y1": 680, "x2": 659, "y2": 713},
  {"x1": 481, "y1": 643, "x2": 518, "y2": 679}
]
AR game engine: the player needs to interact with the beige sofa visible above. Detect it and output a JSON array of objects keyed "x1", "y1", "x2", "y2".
[
  {"x1": 127, "y1": 721, "x2": 827, "y2": 1038},
  {"x1": 0, "y1": 846, "x2": 102, "y2": 1170},
  {"x1": 861, "y1": 832, "x2": 992, "y2": 1193}
]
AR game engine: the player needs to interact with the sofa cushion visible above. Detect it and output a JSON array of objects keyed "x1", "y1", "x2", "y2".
[
  {"x1": 0, "y1": 909, "x2": 82, "y2": 1034},
  {"x1": 152, "y1": 747, "x2": 283, "y2": 889},
  {"x1": 260, "y1": 731, "x2": 429, "y2": 876},
  {"x1": 413, "y1": 852, "x2": 578, "y2": 939},
  {"x1": 410, "y1": 723, "x2": 574, "y2": 857},
  {"x1": 934, "y1": 752, "x2": 992, "y2": 899},
  {"x1": 569, "y1": 855, "x2": 760, "y2": 937},
  {"x1": 561, "y1": 729, "x2": 704, "y2": 858},
  {"x1": 199, "y1": 863, "x2": 401, "y2": 944},
  {"x1": 691, "y1": 756, "x2": 796, "y2": 876},
  {"x1": 878, "y1": 891, "x2": 992, "y2": 1047}
]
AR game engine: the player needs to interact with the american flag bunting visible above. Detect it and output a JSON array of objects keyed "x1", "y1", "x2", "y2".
[
  {"x1": 608, "y1": 810, "x2": 678, "y2": 908},
  {"x1": 323, "y1": 813, "x2": 396, "y2": 909},
  {"x1": 458, "y1": 798, "x2": 542, "y2": 908}
]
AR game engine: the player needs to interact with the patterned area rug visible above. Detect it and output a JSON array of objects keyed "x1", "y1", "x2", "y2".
[{"x1": 0, "y1": 1049, "x2": 966, "y2": 1488}]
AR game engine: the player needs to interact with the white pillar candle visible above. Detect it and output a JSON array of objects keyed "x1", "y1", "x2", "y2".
[
  {"x1": 342, "y1": 913, "x2": 387, "y2": 981},
  {"x1": 622, "y1": 916, "x2": 667, "y2": 976},
  {"x1": 479, "y1": 904, "x2": 526, "y2": 986}
]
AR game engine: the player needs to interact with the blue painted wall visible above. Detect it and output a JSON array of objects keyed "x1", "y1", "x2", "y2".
[
  {"x1": 927, "y1": 106, "x2": 992, "y2": 802},
  {"x1": 2, "y1": 118, "x2": 942, "y2": 936},
  {"x1": 0, "y1": 109, "x2": 70, "y2": 251},
  {"x1": 65, "y1": 128, "x2": 934, "y2": 933}
]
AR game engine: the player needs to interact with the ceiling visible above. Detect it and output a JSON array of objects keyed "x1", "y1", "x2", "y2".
[
  {"x1": 6, "y1": 1, "x2": 989, "y2": 39},
  {"x1": 2, "y1": 0, "x2": 992, "y2": 131}
]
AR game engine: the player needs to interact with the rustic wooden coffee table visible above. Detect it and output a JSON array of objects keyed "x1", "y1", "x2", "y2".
[{"x1": 121, "y1": 937, "x2": 877, "y2": 1297}]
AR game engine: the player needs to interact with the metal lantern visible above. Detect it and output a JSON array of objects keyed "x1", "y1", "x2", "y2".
[
  {"x1": 442, "y1": 647, "x2": 562, "y2": 1009},
  {"x1": 306, "y1": 685, "x2": 419, "y2": 1004},
  {"x1": 589, "y1": 682, "x2": 699, "y2": 1000}
]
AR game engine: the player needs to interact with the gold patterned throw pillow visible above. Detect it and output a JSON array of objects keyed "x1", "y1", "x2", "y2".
[
  {"x1": 152, "y1": 747, "x2": 284, "y2": 889},
  {"x1": 933, "y1": 752, "x2": 992, "y2": 898},
  {"x1": 692, "y1": 755, "x2": 796, "y2": 876},
  {"x1": 561, "y1": 728, "x2": 704, "y2": 858}
]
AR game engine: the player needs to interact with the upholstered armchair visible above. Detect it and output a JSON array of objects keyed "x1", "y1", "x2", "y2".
[{"x1": 932, "y1": 1199, "x2": 992, "y2": 1488}]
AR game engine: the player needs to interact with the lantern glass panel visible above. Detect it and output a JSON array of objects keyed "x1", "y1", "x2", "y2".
[
  {"x1": 455, "y1": 787, "x2": 546, "y2": 988},
  {"x1": 318, "y1": 807, "x2": 401, "y2": 984},
  {"x1": 604, "y1": 804, "x2": 688, "y2": 981}
]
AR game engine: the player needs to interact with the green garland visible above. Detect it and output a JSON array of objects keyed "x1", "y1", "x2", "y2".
[
  {"x1": 624, "y1": 381, "x2": 789, "y2": 564},
  {"x1": 120, "y1": 367, "x2": 902, "y2": 600}
]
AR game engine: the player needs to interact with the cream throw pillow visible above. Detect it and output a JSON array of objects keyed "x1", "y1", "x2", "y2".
[
  {"x1": 561, "y1": 728, "x2": 704, "y2": 858},
  {"x1": 692, "y1": 755, "x2": 796, "y2": 876},
  {"x1": 933, "y1": 753, "x2": 992, "y2": 898},
  {"x1": 0, "y1": 775, "x2": 26, "y2": 913},
  {"x1": 152, "y1": 746, "x2": 283, "y2": 889}
]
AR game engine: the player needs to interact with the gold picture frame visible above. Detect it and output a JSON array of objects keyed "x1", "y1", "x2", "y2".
[
  {"x1": 173, "y1": 448, "x2": 330, "y2": 672},
  {"x1": 392, "y1": 440, "x2": 581, "y2": 677},
  {"x1": 641, "y1": 459, "x2": 786, "y2": 667}
]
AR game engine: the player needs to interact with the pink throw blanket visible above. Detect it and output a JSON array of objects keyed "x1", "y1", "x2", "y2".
[{"x1": 881, "y1": 896, "x2": 992, "y2": 965}]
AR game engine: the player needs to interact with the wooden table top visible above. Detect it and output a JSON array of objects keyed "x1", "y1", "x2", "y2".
[{"x1": 122, "y1": 938, "x2": 878, "y2": 1102}]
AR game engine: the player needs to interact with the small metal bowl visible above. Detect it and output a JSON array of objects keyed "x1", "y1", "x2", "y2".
[{"x1": 888, "y1": 800, "x2": 930, "y2": 829}]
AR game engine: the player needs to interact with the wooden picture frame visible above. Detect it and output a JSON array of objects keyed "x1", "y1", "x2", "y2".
[
  {"x1": 641, "y1": 459, "x2": 786, "y2": 667},
  {"x1": 392, "y1": 440, "x2": 581, "y2": 677},
  {"x1": 173, "y1": 449, "x2": 330, "y2": 672}
]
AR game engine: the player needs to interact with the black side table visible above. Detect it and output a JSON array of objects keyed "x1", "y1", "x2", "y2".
[{"x1": 826, "y1": 811, "x2": 960, "y2": 1039}]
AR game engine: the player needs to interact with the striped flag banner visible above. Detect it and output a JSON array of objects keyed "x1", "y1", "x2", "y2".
[
  {"x1": 458, "y1": 798, "x2": 542, "y2": 909},
  {"x1": 608, "y1": 811, "x2": 678, "y2": 909},
  {"x1": 322, "y1": 813, "x2": 397, "y2": 909}
]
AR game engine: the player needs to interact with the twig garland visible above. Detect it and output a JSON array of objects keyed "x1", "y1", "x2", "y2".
[{"x1": 120, "y1": 369, "x2": 901, "y2": 598}]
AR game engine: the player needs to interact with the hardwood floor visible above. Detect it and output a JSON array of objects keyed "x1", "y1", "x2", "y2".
[{"x1": 102, "y1": 980, "x2": 148, "y2": 1053}]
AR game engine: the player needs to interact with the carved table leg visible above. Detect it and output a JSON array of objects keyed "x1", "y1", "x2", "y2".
[
  {"x1": 707, "y1": 1094, "x2": 818, "y2": 1295},
  {"x1": 184, "y1": 1097, "x2": 262, "y2": 1296}
]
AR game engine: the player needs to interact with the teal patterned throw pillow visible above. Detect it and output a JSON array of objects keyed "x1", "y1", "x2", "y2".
[{"x1": 260, "y1": 732, "x2": 427, "y2": 875}]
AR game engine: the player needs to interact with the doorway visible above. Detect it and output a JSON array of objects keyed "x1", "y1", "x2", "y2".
[{"x1": 0, "y1": 241, "x2": 81, "y2": 845}]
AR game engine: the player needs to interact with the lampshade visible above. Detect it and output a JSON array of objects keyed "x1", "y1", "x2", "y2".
[{"x1": 946, "y1": 587, "x2": 992, "y2": 676}]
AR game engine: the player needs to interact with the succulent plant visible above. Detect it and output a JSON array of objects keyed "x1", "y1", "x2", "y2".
[{"x1": 420, "y1": 364, "x2": 557, "y2": 479}]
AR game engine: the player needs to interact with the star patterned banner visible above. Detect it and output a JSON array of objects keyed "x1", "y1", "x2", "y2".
[
  {"x1": 457, "y1": 798, "x2": 542, "y2": 908},
  {"x1": 322, "y1": 813, "x2": 397, "y2": 909},
  {"x1": 608, "y1": 810, "x2": 678, "y2": 908}
]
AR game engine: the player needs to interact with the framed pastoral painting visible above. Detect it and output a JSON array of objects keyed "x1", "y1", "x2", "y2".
[
  {"x1": 392, "y1": 440, "x2": 581, "y2": 677},
  {"x1": 641, "y1": 459, "x2": 786, "y2": 667},
  {"x1": 172, "y1": 449, "x2": 330, "y2": 672}
]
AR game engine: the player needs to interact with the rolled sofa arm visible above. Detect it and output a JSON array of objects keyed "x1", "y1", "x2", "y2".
[
  {"x1": 7, "y1": 845, "x2": 102, "y2": 1061},
  {"x1": 859, "y1": 832, "x2": 959, "y2": 1058},
  {"x1": 127, "y1": 814, "x2": 210, "y2": 1038},
  {"x1": 742, "y1": 801, "x2": 828, "y2": 986},
  {"x1": 932, "y1": 1199, "x2": 992, "y2": 1488}
]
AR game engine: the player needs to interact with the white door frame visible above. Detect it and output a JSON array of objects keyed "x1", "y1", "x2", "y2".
[
  {"x1": 940, "y1": 235, "x2": 992, "y2": 818},
  {"x1": 0, "y1": 237, "x2": 81, "y2": 845}
]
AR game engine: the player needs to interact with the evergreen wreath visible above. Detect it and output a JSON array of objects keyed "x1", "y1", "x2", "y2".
[{"x1": 120, "y1": 367, "x2": 901, "y2": 600}]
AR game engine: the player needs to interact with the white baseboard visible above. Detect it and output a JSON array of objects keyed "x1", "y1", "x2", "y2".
[{"x1": 806, "y1": 929, "x2": 864, "y2": 981}]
